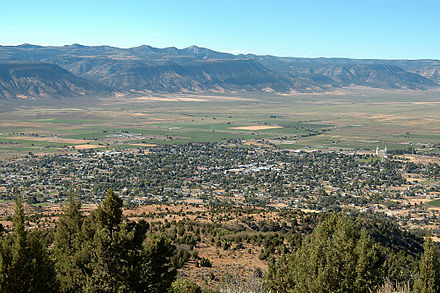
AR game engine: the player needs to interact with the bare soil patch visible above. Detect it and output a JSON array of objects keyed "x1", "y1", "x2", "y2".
[
  {"x1": 74, "y1": 144, "x2": 106, "y2": 150},
  {"x1": 400, "y1": 155, "x2": 440, "y2": 165}
]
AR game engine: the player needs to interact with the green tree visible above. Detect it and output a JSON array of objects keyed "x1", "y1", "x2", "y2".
[
  {"x1": 82, "y1": 189, "x2": 139, "y2": 291},
  {"x1": 143, "y1": 235, "x2": 177, "y2": 293},
  {"x1": 266, "y1": 213, "x2": 385, "y2": 293},
  {"x1": 53, "y1": 191, "x2": 85, "y2": 292},
  {"x1": 82, "y1": 189, "x2": 176, "y2": 292},
  {"x1": 414, "y1": 236, "x2": 440, "y2": 293},
  {"x1": 0, "y1": 195, "x2": 57, "y2": 292}
]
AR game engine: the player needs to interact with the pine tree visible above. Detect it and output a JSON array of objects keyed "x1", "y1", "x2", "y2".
[
  {"x1": 353, "y1": 229, "x2": 384, "y2": 291},
  {"x1": 54, "y1": 191, "x2": 84, "y2": 292},
  {"x1": 143, "y1": 235, "x2": 177, "y2": 293},
  {"x1": 11, "y1": 195, "x2": 41, "y2": 292},
  {"x1": 0, "y1": 195, "x2": 57, "y2": 292},
  {"x1": 83, "y1": 189, "x2": 162, "y2": 292},
  {"x1": 84, "y1": 189, "x2": 127, "y2": 291},
  {"x1": 414, "y1": 236, "x2": 440, "y2": 293},
  {"x1": 266, "y1": 213, "x2": 386, "y2": 293}
]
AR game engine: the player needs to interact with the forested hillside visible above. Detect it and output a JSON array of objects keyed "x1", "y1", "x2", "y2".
[{"x1": 1, "y1": 189, "x2": 439, "y2": 292}]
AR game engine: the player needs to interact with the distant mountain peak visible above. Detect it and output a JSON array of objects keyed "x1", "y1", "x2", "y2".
[
  {"x1": 18, "y1": 43, "x2": 42, "y2": 48},
  {"x1": 68, "y1": 43, "x2": 86, "y2": 48}
]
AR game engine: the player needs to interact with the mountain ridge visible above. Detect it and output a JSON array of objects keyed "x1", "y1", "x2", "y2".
[{"x1": 0, "y1": 44, "x2": 439, "y2": 99}]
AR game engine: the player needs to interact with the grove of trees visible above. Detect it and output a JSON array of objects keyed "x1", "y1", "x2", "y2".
[
  {"x1": 267, "y1": 214, "x2": 440, "y2": 293},
  {"x1": 0, "y1": 190, "x2": 177, "y2": 292}
]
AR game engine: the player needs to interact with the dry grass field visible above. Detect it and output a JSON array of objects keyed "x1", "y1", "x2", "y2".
[{"x1": 74, "y1": 144, "x2": 106, "y2": 149}]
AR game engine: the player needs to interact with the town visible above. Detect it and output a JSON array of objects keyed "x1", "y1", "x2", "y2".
[{"x1": 1, "y1": 142, "x2": 440, "y2": 238}]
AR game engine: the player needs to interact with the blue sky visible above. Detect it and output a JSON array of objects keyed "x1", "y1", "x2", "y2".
[{"x1": 1, "y1": 0, "x2": 439, "y2": 59}]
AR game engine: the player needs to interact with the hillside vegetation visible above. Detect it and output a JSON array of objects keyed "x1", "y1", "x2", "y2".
[{"x1": 1, "y1": 189, "x2": 439, "y2": 292}]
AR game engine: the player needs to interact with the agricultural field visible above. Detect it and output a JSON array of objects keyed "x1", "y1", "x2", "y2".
[{"x1": 1, "y1": 88, "x2": 440, "y2": 158}]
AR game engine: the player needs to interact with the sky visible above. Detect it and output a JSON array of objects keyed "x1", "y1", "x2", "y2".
[{"x1": 1, "y1": 0, "x2": 439, "y2": 59}]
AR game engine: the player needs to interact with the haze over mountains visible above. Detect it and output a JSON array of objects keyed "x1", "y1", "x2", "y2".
[{"x1": 0, "y1": 43, "x2": 440, "y2": 99}]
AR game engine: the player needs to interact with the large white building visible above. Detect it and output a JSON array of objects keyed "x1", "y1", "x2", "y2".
[{"x1": 375, "y1": 145, "x2": 388, "y2": 158}]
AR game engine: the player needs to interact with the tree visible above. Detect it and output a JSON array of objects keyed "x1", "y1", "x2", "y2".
[
  {"x1": 266, "y1": 213, "x2": 385, "y2": 293},
  {"x1": 53, "y1": 191, "x2": 85, "y2": 292},
  {"x1": 414, "y1": 236, "x2": 440, "y2": 293},
  {"x1": 82, "y1": 189, "x2": 139, "y2": 291},
  {"x1": 0, "y1": 195, "x2": 57, "y2": 292},
  {"x1": 143, "y1": 235, "x2": 177, "y2": 293},
  {"x1": 81, "y1": 189, "x2": 176, "y2": 292}
]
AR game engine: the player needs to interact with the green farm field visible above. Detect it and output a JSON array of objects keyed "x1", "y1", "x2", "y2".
[
  {"x1": 1, "y1": 88, "x2": 440, "y2": 158},
  {"x1": 427, "y1": 199, "x2": 440, "y2": 208}
]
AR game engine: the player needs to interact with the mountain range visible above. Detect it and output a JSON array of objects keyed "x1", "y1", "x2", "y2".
[{"x1": 0, "y1": 44, "x2": 439, "y2": 99}]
